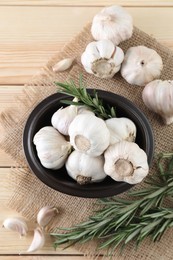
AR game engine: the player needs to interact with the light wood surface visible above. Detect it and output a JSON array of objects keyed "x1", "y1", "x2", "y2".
[{"x1": 0, "y1": 1, "x2": 172, "y2": 259}]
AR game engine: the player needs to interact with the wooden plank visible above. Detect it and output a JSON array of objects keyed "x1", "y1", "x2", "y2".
[
  {"x1": 0, "y1": 7, "x2": 172, "y2": 84},
  {"x1": 0, "y1": 257, "x2": 89, "y2": 260},
  {"x1": 0, "y1": 86, "x2": 24, "y2": 167},
  {"x1": 0, "y1": 0, "x2": 172, "y2": 7}
]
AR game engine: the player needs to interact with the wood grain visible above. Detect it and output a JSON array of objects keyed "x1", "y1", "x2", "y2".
[
  {"x1": 0, "y1": 7, "x2": 172, "y2": 84},
  {"x1": 0, "y1": 0, "x2": 172, "y2": 7}
]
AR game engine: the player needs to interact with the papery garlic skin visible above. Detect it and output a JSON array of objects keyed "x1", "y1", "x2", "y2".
[
  {"x1": 91, "y1": 5, "x2": 133, "y2": 45},
  {"x1": 27, "y1": 227, "x2": 45, "y2": 253},
  {"x1": 142, "y1": 80, "x2": 173, "y2": 125},
  {"x1": 37, "y1": 206, "x2": 59, "y2": 228},
  {"x1": 66, "y1": 150, "x2": 106, "y2": 184},
  {"x1": 81, "y1": 39, "x2": 124, "y2": 79},
  {"x1": 105, "y1": 117, "x2": 136, "y2": 145},
  {"x1": 69, "y1": 114, "x2": 110, "y2": 157},
  {"x1": 2, "y1": 217, "x2": 28, "y2": 236},
  {"x1": 51, "y1": 105, "x2": 77, "y2": 135},
  {"x1": 52, "y1": 58, "x2": 74, "y2": 72},
  {"x1": 121, "y1": 46, "x2": 163, "y2": 86},
  {"x1": 104, "y1": 141, "x2": 149, "y2": 184},
  {"x1": 33, "y1": 126, "x2": 71, "y2": 170}
]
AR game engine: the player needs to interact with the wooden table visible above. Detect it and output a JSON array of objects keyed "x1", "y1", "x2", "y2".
[{"x1": 0, "y1": 1, "x2": 173, "y2": 259}]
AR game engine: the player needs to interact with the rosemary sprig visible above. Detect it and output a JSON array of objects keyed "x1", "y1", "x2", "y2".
[
  {"x1": 55, "y1": 75, "x2": 116, "y2": 119},
  {"x1": 51, "y1": 152, "x2": 173, "y2": 254}
]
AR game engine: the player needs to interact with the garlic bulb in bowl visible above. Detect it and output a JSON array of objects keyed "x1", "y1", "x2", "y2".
[
  {"x1": 91, "y1": 5, "x2": 133, "y2": 45},
  {"x1": 121, "y1": 46, "x2": 163, "y2": 86},
  {"x1": 104, "y1": 141, "x2": 149, "y2": 184},
  {"x1": 105, "y1": 117, "x2": 137, "y2": 145},
  {"x1": 33, "y1": 126, "x2": 71, "y2": 170},
  {"x1": 69, "y1": 113, "x2": 110, "y2": 157},
  {"x1": 81, "y1": 39, "x2": 124, "y2": 79},
  {"x1": 66, "y1": 151, "x2": 106, "y2": 185},
  {"x1": 51, "y1": 105, "x2": 77, "y2": 135},
  {"x1": 142, "y1": 79, "x2": 173, "y2": 125}
]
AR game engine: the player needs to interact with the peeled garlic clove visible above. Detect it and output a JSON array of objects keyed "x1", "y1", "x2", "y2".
[
  {"x1": 52, "y1": 58, "x2": 74, "y2": 72},
  {"x1": 51, "y1": 105, "x2": 77, "y2": 135},
  {"x1": 69, "y1": 114, "x2": 110, "y2": 157},
  {"x1": 121, "y1": 46, "x2": 163, "y2": 86},
  {"x1": 142, "y1": 80, "x2": 173, "y2": 125},
  {"x1": 104, "y1": 141, "x2": 149, "y2": 184},
  {"x1": 81, "y1": 39, "x2": 124, "y2": 79},
  {"x1": 91, "y1": 5, "x2": 133, "y2": 45},
  {"x1": 37, "y1": 206, "x2": 59, "y2": 228},
  {"x1": 27, "y1": 227, "x2": 45, "y2": 253},
  {"x1": 33, "y1": 126, "x2": 71, "y2": 170},
  {"x1": 66, "y1": 150, "x2": 107, "y2": 185},
  {"x1": 105, "y1": 117, "x2": 137, "y2": 145},
  {"x1": 2, "y1": 217, "x2": 28, "y2": 236}
]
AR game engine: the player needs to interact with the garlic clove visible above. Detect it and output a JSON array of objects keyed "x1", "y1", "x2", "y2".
[
  {"x1": 2, "y1": 217, "x2": 28, "y2": 237},
  {"x1": 52, "y1": 58, "x2": 74, "y2": 72},
  {"x1": 112, "y1": 46, "x2": 124, "y2": 66},
  {"x1": 37, "y1": 206, "x2": 59, "y2": 228},
  {"x1": 27, "y1": 227, "x2": 45, "y2": 253},
  {"x1": 96, "y1": 39, "x2": 115, "y2": 59}
]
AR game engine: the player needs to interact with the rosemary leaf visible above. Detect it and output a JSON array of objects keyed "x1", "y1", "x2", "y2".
[
  {"x1": 55, "y1": 76, "x2": 116, "y2": 119},
  {"x1": 51, "y1": 152, "x2": 173, "y2": 253}
]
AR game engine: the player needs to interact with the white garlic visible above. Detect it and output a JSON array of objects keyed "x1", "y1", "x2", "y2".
[
  {"x1": 104, "y1": 141, "x2": 149, "y2": 184},
  {"x1": 142, "y1": 80, "x2": 173, "y2": 125},
  {"x1": 51, "y1": 105, "x2": 77, "y2": 135},
  {"x1": 2, "y1": 217, "x2": 28, "y2": 237},
  {"x1": 105, "y1": 117, "x2": 136, "y2": 145},
  {"x1": 27, "y1": 227, "x2": 45, "y2": 253},
  {"x1": 52, "y1": 58, "x2": 74, "y2": 72},
  {"x1": 81, "y1": 39, "x2": 124, "y2": 79},
  {"x1": 66, "y1": 150, "x2": 106, "y2": 185},
  {"x1": 37, "y1": 206, "x2": 59, "y2": 228},
  {"x1": 69, "y1": 114, "x2": 110, "y2": 157},
  {"x1": 33, "y1": 126, "x2": 71, "y2": 170},
  {"x1": 121, "y1": 46, "x2": 163, "y2": 86},
  {"x1": 91, "y1": 5, "x2": 133, "y2": 45}
]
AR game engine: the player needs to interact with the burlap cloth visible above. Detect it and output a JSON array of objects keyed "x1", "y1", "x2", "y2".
[{"x1": 1, "y1": 22, "x2": 173, "y2": 259}]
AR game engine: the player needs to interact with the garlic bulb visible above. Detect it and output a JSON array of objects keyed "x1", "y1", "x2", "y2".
[
  {"x1": 52, "y1": 58, "x2": 74, "y2": 72},
  {"x1": 142, "y1": 80, "x2": 173, "y2": 125},
  {"x1": 81, "y1": 39, "x2": 124, "y2": 79},
  {"x1": 33, "y1": 126, "x2": 71, "y2": 170},
  {"x1": 105, "y1": 117, "x2": 136, "y2": 145},
  {"x1": 91, "y1": 5, "x2": 133, "y2": 45},
  {"x1": 69, "y1": 114, "x2": 110, "y2": 157},
  {"x1": 121, "y1": 46, "x2": 163, "y2": 86},
  {"x1": 27, "y1": 227, "x2": 45, "y2": 253},
  {"x1": 66, "y1": 150, "x2": 106, "y2": 185},
  {"x1": 51, "y1": 105, "x2": 77, "y2": 135},
  {"x1": 104, "y1": 141, "x2": 149, "y2": 184},
  {"x1": 37, "y1": 206, "x2": 59, "y2": 228},
  {"x1": 2, "y1": 217, "x2": 28, "y2": 237}
]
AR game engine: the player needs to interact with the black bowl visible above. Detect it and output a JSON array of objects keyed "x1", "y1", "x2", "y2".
[{"x1": 23, "y1": 89, "x2": 154, "y2": 198}]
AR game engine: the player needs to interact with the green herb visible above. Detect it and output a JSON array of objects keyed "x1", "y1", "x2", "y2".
[
  {"x1": 55, "y1": 75, "x2": 116, "y2": 119},
  {"x1": 51, "y1": 152, "x2": 173, "y2": 255}
]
